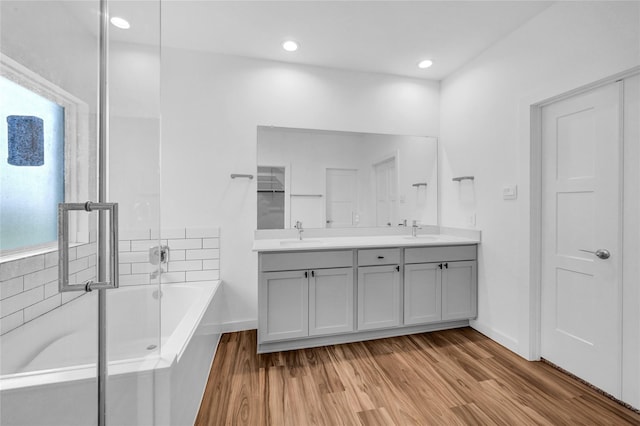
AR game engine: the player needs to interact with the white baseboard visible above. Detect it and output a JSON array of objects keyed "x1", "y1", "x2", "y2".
[
  {"x1": 218, "y1": 319, "x2": 257, "y2": 333},
  {"x1": 470, "y1": 319, "x2": 521, "y2": 357}
]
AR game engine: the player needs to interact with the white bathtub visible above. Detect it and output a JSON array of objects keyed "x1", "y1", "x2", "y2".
[{"x1": 0, "y1": 281, "x2": 223, "y2": 426}]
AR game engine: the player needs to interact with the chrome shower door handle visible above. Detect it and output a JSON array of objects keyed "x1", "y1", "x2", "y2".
[
  {"x1": 579, "y1": 248, "x2": 611, "y2": 260},
  {"x1": 58, "y1": 201, "x2": 119, "y2": 292}
]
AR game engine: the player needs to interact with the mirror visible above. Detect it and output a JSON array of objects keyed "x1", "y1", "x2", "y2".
[{"x1": 257, "y1": 126, "x2": 437, "y2": 229}]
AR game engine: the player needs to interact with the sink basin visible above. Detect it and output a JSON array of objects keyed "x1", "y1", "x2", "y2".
[{"x1": 279, "y1": 239, "x2": 324, "y2": 247}]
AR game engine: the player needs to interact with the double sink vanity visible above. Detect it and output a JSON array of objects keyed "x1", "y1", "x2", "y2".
[{"x1": 253, "y1": 230, "x2": 480, "y2": 353}]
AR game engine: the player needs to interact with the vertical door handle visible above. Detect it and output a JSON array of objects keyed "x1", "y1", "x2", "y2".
[
  {"x1": 438, "y1": 263, "x2": 443, "y2": 269},
  {"x1": 58, "y1": 201, "x2": 119, "y2": 292},
  {"x1": 304, "y1": 271, "x2": 308, "y2": 278},
  {"x1": 395, "y1": 265, "x2": 400, "y2": 272},
  {"x1": 311, "y1": 270, "x2": 315, "y2": 277},
  {"x1": 444, "y1": 263, "x2": 449, "y2": 269}
]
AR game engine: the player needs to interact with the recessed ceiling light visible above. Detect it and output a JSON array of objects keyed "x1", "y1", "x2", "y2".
[
  {"x1": 418, "y1": 59, "x2": 433, "y2": 69},
  {"x1": 282, "y1": 40, "x2": 298, "y2": 52},
  {"x1": 110, "y1": 17, "x2": 130, "y2": 30}
]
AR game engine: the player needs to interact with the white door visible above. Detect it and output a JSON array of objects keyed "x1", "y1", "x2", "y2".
[
  {"x1": 374, "y1": 158, "x2": 397, "y2": 226},
  {"x1": 326, "y1": 168, "x2": 358, "y2": 228},
  {"x1": 541, "y1": 81, "x2": 621, "y2": 397}
]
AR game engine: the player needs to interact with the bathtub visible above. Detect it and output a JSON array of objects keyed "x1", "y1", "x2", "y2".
[{"x1": 0, "y1": 281, "x2": 223, "y2": 426}]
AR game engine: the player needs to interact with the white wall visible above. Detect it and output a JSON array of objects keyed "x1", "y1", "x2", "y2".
[
  {"x1": 439, "y1": 1, "x2": 639, "y2": 407},
  {"x1": 161, "y1": 50, "x2": 440, "y2": 328}
]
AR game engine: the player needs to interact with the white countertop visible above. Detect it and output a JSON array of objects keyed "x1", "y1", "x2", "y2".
[{"x1": 252, "y1": 233, "x2": 480, "y2": 252}]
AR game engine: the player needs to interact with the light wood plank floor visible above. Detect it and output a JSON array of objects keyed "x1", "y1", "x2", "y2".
[{"x1": 195, "y1": 328, "x2": 640, "y2": 425}]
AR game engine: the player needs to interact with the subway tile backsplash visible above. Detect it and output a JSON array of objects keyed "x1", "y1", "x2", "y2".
[{"x1": 0, "y1": 227, "x2": 221, "y2": 335}]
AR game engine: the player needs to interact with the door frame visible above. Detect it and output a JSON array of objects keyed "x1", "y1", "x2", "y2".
[
  {"x1": 372, "y1": 151, "x2": 399, "y2": 226},
  {"x1": 529, "y1": 67, "x2": 640, "y2": 364}
]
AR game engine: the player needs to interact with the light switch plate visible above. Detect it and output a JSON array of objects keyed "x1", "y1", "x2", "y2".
[{"x1": 503, "y1": 185, "x2": 517, "y2": 200}]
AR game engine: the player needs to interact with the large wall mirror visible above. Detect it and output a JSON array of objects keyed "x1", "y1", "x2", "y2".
[{"x1": 257, "y1": 126, "x2": 438, "y2": 230}]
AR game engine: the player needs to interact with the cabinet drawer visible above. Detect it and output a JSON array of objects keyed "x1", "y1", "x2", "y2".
[
  {"x1": 404, "y1": 245, "x2": 476, "y2": 264},
  {"x1": 261, "y1": 250, "x2": 353, "y2": 272},
  {"x1": 358, "y1": 248, "x2": 400, "y2": 266}
]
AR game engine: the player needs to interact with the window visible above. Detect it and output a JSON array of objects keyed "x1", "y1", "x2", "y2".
[
  {"x1": 0, "y1": 54, "x2": 92, "y2": 257},
  {"x1": 0, "y1": 76, "x2": 65, "y2": 251}
]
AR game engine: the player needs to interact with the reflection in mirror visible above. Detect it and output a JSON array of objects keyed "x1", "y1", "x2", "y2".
[{"x1": 257, "y1": 126, "x2": 438, "y2": 229}]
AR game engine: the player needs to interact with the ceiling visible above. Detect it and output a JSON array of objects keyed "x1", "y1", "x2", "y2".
[{"x1": 109, "y1": 1, "x2": 554, "y2": 80}]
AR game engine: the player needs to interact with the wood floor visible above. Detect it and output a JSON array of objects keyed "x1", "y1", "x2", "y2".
[{"x1": 195, "y1": 328, "x2": 640, "y2": 425}]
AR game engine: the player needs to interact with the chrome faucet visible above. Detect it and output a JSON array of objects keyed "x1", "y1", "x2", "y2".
[
  {"x1": 294, "y1": 221, "x2": 304, "y2": 240},
  {"x1": 411, "y1": 220, "x2": 422, "y2": 237}
]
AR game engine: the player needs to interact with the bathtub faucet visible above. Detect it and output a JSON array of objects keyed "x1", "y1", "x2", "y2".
[
  {"x1": 294, "y1": 221, "x2": 304, "y2": 240},
  {"x1": 149, "y1": 245, "x2": 170, "y2": 279}
]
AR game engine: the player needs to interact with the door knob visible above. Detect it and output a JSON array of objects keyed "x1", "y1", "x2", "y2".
[{"x1": 579, "y1": 248, "x2": 611, "y2": 260}]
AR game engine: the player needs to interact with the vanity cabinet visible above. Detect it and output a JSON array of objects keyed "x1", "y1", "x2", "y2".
[
  {"x1": 356, "y1": 248, "x2": 402, "y2": 330},
  {"x1": 257, "y1": 242, "x2": 478, "y2": 353},
  {"x1": 258, "y1": 250, "x2": 354, "y2": 343},
  {"x1": 404, "y1": 245, "x2": 477, "y2": 325}
]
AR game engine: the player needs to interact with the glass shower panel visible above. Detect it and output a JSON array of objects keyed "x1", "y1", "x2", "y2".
[
  {"x1": 0, "y1": 0, "x2": 101, "y2": 424},
  {"x1": 106, "y1": 1, "x2": 162, "y2": 424}
]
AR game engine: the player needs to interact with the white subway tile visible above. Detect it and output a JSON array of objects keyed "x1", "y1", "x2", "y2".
[
  {"x1": 1, "y1": 287, "x2": 43, "y2": 317},
  {"x1": 186, "y1": 270, "x2": 219, "y2": 282},
  {"x1": 24, "y1": 294, "x2": 61, "y2": 322},
  {"x1": 168, "y1": 239, "x2": 202, "y2": 250},
  {"x1": 202, "y1": 259, "x2": 220, "y2": 270},
  {"x1": 119, "y1": 274, "x2": 150, "y2": 286},
  {"x1": 186, "y1": 249, "x2": 219, "y2": 260},
  {"x1": 24, "y1": 267, "x2": 58, "y2": 291},
  {"x1": 186, "y1": 228, "x2": 219, "y2": 238},
  {"x1": 44, "y1": 280, "x2": 59, "y2": 299},
  {"x1": 1, "y1": 311, "x2": 24, "y2": 335},
  {"x1": 120, "y1": 229, "x2": 151, "y2": 240},
  {"x1": 1, "y1": 276, "x2": 24, "y2": 300},
  {"x1": 76, "y1": 243, "x2": 97, "y2": 259},
  {"x1": 119, "y1": 264, "x2": 132, "y2": 275},
  {"x1": 88, "y1": 255, "x2": 97, "y2": 267},
  {"x1": 68, "y1": 247, "x2": 77, "y2": 261},
  {"x1": 131, "y1": 240, "x2": 155, "y2": 253},
  {"x1": 169, "y1": 250, "x2": 185, "y2": 262},
  {"x1": 69, "y1": 257, "x2": 89, "y2": 275},
  {"x1": 76, "y1": 266, "x2": 97, "y2": 284},
  {"x1": 0, "y1": 255, "x2": 45, "y2": 282},
  {"x1": 132, "y1": 263, "x2": 154, "y2": 274},
  {"x1": 119, "y1": 251, "x2": 148, "y2": 264},
  {"x1": 119, "y1": 240, "x2": 131, "y2": 252},
  {"x1": 158, "y1": 228, "x2": 186, "y2": 239},
  {"x1": 160, "y1": 272, "x2": 186, "y2": 284},
  {"x1": 168, "y1": 260, "x2": 202, "y2": 272},
  {"x1": 44, "y1": 251, "x2": 59, "y2": 268},
  {"x1": 202, "y1": 238, "x2": 220, "y2": 249}
]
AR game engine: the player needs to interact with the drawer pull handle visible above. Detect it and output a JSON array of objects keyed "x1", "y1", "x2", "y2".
[{"x1": 377, "y1": 256, "x2": 385, "y2": 259}]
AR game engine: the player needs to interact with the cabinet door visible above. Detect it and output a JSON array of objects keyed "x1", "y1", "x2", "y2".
[
  {"x1": 357, "y1": 265, "x2": 401, "y2": 330},
  {"x1": 259, "y1": 270, "x2": 309, "y2": 342},
  {"x1": 309, "y1": 268, "x2": 354, "y2": 336},
  {"x1": 404, "y1": 263, "x2": 442, "y2": 325},
  {"x1": 442, "y1": 261, "x2": 477, "y2": 321}
]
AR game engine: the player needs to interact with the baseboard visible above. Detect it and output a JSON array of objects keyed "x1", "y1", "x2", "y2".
[
  {"x1": 218, "y1": 319, "x2": 257, "y2": 333},
  {"x1": 470, "y1": 320, "x2": 520, "y2": 355}
]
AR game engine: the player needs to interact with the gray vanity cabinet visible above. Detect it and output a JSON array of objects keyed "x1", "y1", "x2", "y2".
[
  {"x1": 441, "y1": 260, "x2": 477, "y2": 321},
  {"x1": 357, "y1": 248, "x2": 402, "y2": 331},
  {"x1": 404, "y1": 263, "x2": 442, "y2": 325},
  {"x1": 259, "y1": 270, "x2": 309, "y2": 342},
  {"x1": 404, "y1": 245, "x2": 478, "y2": 325},
  {"x1": 258, "y1": 250, "x2": 354, "y2": 343}
]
